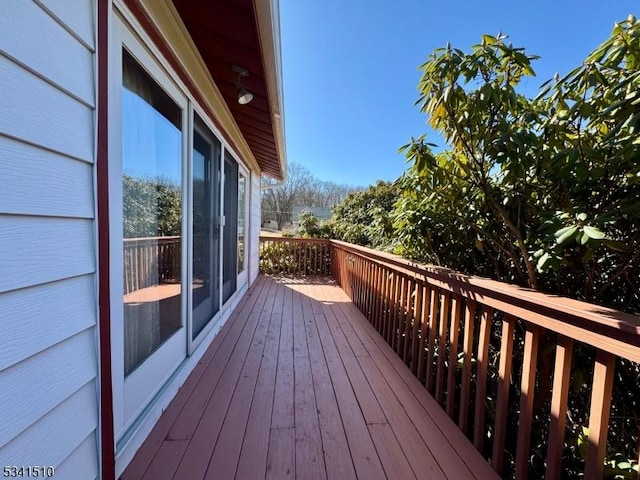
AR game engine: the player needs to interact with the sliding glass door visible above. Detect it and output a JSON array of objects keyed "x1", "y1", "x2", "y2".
[
  {"x1": 114, "y1": 15, "x2": 250, "y2": 436},
  {"x1": 119, "y1": 44, "x2": 187, "y2": 425},
  {"x1": 192, "y1": 117, "x2": 221, "y2": 340}
]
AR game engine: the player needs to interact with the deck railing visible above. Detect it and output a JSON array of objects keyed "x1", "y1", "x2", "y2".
[
  {"x1": 123, "y1": 236, "x2": 181, "y2": 294},
  {"x1": 259, "y1": 236, "x2": 331, "y2": 276},
  {"x1": 260, "y1": 236, "x2": 640, "y2": 479}
]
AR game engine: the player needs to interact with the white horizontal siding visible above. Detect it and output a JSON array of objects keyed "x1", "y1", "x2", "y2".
[
  {"x1": 250, "y1": 173, "x2": 261, "y2": 284},
  {"x1": 0, "y1": 381, "x2": 97, "y2": 467},
  {"x1": 0, "y1": 216, "x2": 95, "y2": 293},
  {"x1": 0, "y1": 275, "x2": 96, "y2": 372},
  {"x1": 0, "y1": 0, "x2": 99, "y2": 475},
  {"x1": 54, "y1": 434, "x2": 99, "y2": 480},
  {"x1": 0, "y1": 0, "x2": 94, "y2": 105},
  {"x1": 0, "y1": 136, "x2": 94, "y2": 218},
  {"x1": 35, "y1": 0, "x2": 95, "y2": 50},
  {"x1": 0, "y1": 329, "x2": 97, "y2": 449},
  {"x1": 0, "y1": 55, "x2": 94, "y2": 162}
]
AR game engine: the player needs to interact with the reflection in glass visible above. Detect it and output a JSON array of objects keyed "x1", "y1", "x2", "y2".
[
  {"x1": 237, "y1": 174, "x2": 246, "y2": 273},
  {"x1": 122, "y1": 50, "x2": 183, "y2": 375},
  {"x1": 192, "y1": 119, "x2": 221, "y2": 339}
]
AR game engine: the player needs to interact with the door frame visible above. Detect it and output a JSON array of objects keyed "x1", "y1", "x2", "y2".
[
  {"x1": 188, "y1": 108, "x2": 225, "y2": 353},
  {"x1": 110, "y1": 12, "x2": 189, "y2": 437},
  {"x1": 237, "y1": 163, "x2": 250, "y2": 288}
]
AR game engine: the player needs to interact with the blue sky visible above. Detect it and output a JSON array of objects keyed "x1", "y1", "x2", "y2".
[{"x1": 280, "y1": 1, "x2": 634, "y2": 187}]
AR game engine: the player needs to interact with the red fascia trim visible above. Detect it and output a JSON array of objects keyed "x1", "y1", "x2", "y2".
[{"x1": 97, "y1": 0, "x2": 116, "y2": 479}]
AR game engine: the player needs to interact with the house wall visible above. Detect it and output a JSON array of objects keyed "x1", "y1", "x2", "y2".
[
  {"x1": 250, "y1": 171, "x2": 262, "y2": 284},
  {"x1": 0, "y1": 0, "x2": 99, "y2": 478}
]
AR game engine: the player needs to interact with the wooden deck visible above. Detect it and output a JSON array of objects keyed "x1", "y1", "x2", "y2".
[{"x1": 121, "y1": 275, "x2": 498, "y2": 480}]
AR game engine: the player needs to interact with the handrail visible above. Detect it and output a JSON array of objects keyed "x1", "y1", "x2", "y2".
[
  {"x1": 123, "y1": 236, "x2": 181, "y2": 294},
  {"x1": 330, "y1": 239, "x2": 640, "y2": 364},
  {"x1": 259, "y1": 236, "x2": 331, "y2": 276},
  {"x1": 259, "y1": 236, "x2": 640, "y2": 479}
]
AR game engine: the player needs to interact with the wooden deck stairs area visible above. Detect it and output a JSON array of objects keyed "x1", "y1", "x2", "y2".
[{"x1": 122, "y1": 237, "x2": 640, "y2": 479}]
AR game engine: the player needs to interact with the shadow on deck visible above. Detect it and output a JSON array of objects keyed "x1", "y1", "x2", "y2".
[{"x1": 121, "y1": 275, "x2": 498, "y2": 480}]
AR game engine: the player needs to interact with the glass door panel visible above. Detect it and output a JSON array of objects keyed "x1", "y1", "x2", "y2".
[
  {"x1": 122, "y1": 49, "x2": 184, "y2": 376},
  {"x1": 119, "y1": 45, "x2": 187, "y2": 426},
  {"x1": 222, "y1": 153, "x2": 238, "y2": 303},
  {"x1": 192, "y1": 119, "x2": 221, "y2": 339}
]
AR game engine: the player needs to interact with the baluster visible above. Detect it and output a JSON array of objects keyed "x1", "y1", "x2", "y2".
[
  {"x1": 411, "y1": 282, "x2": 424, "y2": 375},
  {"x1": 395, "y1": 275, "x2": 406, "y2": 354},
  {"x1": 474, "y1": 306, "x2": 493, "y2": 451},
  {"x1": 492, "y1": 314, "x2": 515, "y2": 474},
  {"x1": 388, "y1": 272, "x2": 399, "y2": 346},
  {"x1": 417, "y1": 285, "x2": 432, "y2": 384},
  {"x1": 446, "y1": 295, "x2": 462, "y2": 418},
  {"x1": 546, "y1": 335, "x2": 574, "y2": 479},
  {"x1": 356, "y1": 256, "x2": 363, "y2": 309},
  {"x1": 426, "y1": 288, "x2": 440, "y2": 393},
  {"x1": 373, "y1": 263, "x2": 381, "y2": 332},
  {"x1": 459, "y1": 300, "x2": 476, "y2": 433},
  {"x1": 515, "y1": 324, "x2": 540, "y2": 480},
  {"x1": 584, "y1": 351, "x2": 615, "y2": 480},
  {"x1": 435, "y1": 292, "x2": 451, "y2": 404},
  {"x1": 403, "y1": 278, "x2": 415, "y2": 365},
  {"x1": 367, "y1": 262, "x2": 374, "y2": 320},
  {"x1": 385, "y1": 269, "x2": 394, "y2": 344}
]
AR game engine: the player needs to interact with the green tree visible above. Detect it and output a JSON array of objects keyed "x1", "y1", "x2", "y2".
[
  {"x1": 400, "y1": 18, "x2": 640, "y2": 311},
  {"x1": 396, "y1": 18, "x2": 640, "y2": 478},
  {"x1": 329, "y1": 181, "x2": 401, "y2": 250},
  {"x1": 123, "y1": 175, "x2": 182, "y2": 238}
]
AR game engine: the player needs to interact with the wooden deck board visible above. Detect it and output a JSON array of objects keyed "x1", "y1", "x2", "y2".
[
  {"x1": 340, "y1": 299, "x2": 500, "y2": 479},
  {"x1": 235, "y1": 281, "x2": 284, "y2": 480},
  {"x1": 298, "y1": 283, "x2": 357, "y2": 480},
  {"x1": 170, "y1": 279, "x2": 276, "y2": 479},
  {"x1": 121, "y1": 276, "x2": 269, "y2": 480},
  {"x1": 122, "y1": 276, "x2": 498, "y2": 480},
  {"x1": 271, "y1": 284, "x2": 295, "y2": 429}
]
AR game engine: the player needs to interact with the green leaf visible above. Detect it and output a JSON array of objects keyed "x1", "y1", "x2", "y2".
[
  {"x1": 580, "y1": 232, "x2": 590, "y2": 245},
  {"x1": 537, "y1": 252, "x2": 550, "y2": 270},
  {"x1": 603, "y1": 239, "x2": 628, "y2": 252},
  {"x1": 583, "y1": 225, "x2": 605, "y2": 240},
  {"x1": 555, "y1": 226, "x2": 578, "y2": 245},
  {"x1": 577, "y1": 427, "x2": 589, "y2": 459}
]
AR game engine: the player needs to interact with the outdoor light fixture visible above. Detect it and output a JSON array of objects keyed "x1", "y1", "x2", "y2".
[{"x1": 233, "y1": 65, "x2": 254, "y2": 105}]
